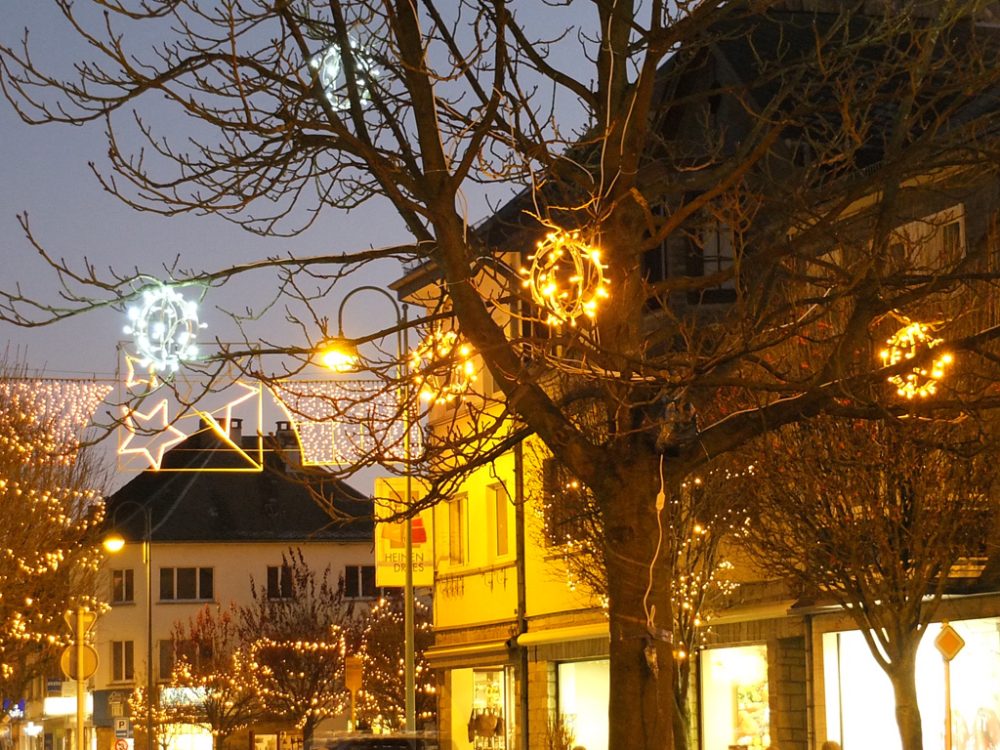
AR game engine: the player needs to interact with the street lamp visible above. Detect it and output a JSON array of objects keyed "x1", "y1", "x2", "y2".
[
  {"x1": 318, "y1": 285, "x2": 416, "y2": 732},
  {"x1": 103, "y1": 502, "x2": 155, "y2": 750}
]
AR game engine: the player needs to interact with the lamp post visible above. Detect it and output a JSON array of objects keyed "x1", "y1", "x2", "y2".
[
  {"x1": 317, "y1": 285, "x2": 416, "y2": 732},
  {"x1": 103, "y1": 502, "x2": 155, "y2": 750}
]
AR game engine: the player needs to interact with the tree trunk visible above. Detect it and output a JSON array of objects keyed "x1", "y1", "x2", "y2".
[
  {"x1": 888, "y1": 649, "x2": 923, "y2": 750},
  {"x1": 302, "y1": 718, "x2": 317, "y2": 750},
  {"x1": 603, "y1": 461, "x2": 675, "y2": 750}
]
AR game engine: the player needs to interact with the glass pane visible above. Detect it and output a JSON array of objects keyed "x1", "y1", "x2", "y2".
[
  {"x1": 159, "y1": 568, "x2": 175, "y2": 600},
  {"x1": 176, "y1": 568, "x2": 197, "y2": 599},
  {"x1": 199, "y1": 568, "x2": 213, "y2": 600},
  {"x1": 361, "y1": 566, "x2": 376, "y2": 597}
]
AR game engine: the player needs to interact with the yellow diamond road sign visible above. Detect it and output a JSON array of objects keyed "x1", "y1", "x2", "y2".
[{"x1": 934, "y1": 622, "x2": 965, "y2": 662}]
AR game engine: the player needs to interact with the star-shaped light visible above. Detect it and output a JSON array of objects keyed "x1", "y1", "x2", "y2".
[{"x1": 118, "y1": 400, "x2": 188, "y2": 471}]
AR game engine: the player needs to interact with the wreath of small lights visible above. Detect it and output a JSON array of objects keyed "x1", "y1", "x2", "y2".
[
  {"x1": 878, "y1": 316, "x2": 954, "y2": 399},
  {"x1": 521, "y1": 229, "x2": 610, "y2": 327},
  {"x1": 409, "y1": 328, "x2": 477, "y2": 405},
  {"x1": 309, "y1": 38, "x2": 377, "y2": 111},
  {"x1": 122, "y1": 282, "x2": 206, "y2": 376}
]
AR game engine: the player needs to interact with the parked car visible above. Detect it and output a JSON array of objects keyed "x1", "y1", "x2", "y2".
[{"x1": 323, "y1": 735, "x2": 438, "y2": 750}]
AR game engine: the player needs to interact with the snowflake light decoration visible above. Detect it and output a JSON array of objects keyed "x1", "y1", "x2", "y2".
[
  {"x1": 878, "y1": 316, "x2": 954, "y2": 399},
  {"x1": 521, "y1": 229, "x2": 610, "y2": 327},
  {"x1": 123, "y1": 282, "x2": 206, "y2": 375},
  {"x1": 409, "y1": 328, "x2": 477, "y2": 405},
  {"x1": 309, "y1": 38, "x2": 377, "y2": 111}
]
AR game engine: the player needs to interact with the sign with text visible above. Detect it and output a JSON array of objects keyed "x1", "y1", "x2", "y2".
[{"x1": 374, "y1": 477, "x2": 433, "y2": 587}]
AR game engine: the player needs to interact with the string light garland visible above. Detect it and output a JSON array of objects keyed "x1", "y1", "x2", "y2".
[
  {"x1": 878, "y1": 316, "x2": 954, "y2": 399},
  {"x1": 309, "y1": 38, "x2": 378, "y2": 111},
  {"x1": 123, "y1": 282, "x2": 206, "y2": 376},
  {"x1": 521, "y1": 229, "x2": 610, "y2": 327},
  {"x1": 0, "y1": 379, "x2": 112, "y2": 461},
  {"x1": 409, "y1": 328, "x2": 478, "y2": 405},
  {"x1": 271, "y1": 380, "x2": 421, "y2": 466}
]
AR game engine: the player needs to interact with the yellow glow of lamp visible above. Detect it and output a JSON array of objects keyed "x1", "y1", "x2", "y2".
[
  {"x1": 878, "y1": 316, "x2": 954, "y2": 399},
  {"x1": 520, "y1": 229, "x2": 610, "y2": 327},
  {"x1": 317, "y1": 336, "x2": 361, "y2": 373},
  {"x1": 102, "y1": 533, "x2": 126, "y2": 554}
]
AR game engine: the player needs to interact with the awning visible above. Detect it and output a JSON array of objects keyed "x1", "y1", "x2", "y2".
[
  {"x1": 516, "y1": 622, "x2": 609, "y2": 647},
  {"x1": 424, "y1": 639, "x2": 511, "y2": 669},
  {"x1": 705, "y1": 600, "x2": 797, "y2": 626}
]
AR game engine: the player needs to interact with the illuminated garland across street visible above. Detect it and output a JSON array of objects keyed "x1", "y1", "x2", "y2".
[
  {"x1": 521, "y1": 229, "x2": 610, "y2": 327},
  {"x1": 0, "y1": 379, "x2": 113, "y2": 461},
  {"x1": 123, "y1": 282, "x2": 206, "y2": 376},
  {"x1": 878, "y1": 316, "x2": 954, "y2": 399},
  {"x1": 271, "y1": 380, "x2": 421, "y2": 466},
  {"x1": 409, "y1": 328, "x2": 478, "y2": 405}
]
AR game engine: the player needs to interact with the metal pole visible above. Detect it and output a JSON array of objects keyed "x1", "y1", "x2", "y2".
[
  {"x1": 144, "y1": 512, "x2": 154, "y2": 750},
  {"x1": 402, "y1": 305, "x2": 416, "y2": 732},
  {"x1": 944, "y1": 657, "x2": 952, "y2": 750},
  {"x1": 75, "y1": 608, "x2": 86, "y2": 750}
]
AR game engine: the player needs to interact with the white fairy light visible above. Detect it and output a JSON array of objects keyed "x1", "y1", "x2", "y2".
[
  {"x1": 122, "y1": 282, "x2": 206, "y2": 375},
  {"x1": 309, "y1": 38, "x2": 378, "y2": 111}
]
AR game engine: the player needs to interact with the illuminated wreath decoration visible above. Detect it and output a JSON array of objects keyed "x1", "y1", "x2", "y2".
[
  {"x1": 409, "y1": 328, "x2": 477, "y2": 405},
  {"x1": 309, "y1": 38, "x2": 377, "y2": 111},
  {"x1": 521, "y1": 229, "x2": 610, "y2": 327},
  {"x1": 878, "y1": 316, "x2": 953, "y2": 399},
  {"x1": 123, "y1": 282, "x2": 206, "y2": 375}
]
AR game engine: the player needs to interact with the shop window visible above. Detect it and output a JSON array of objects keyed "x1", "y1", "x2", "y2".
[
  {"x1": 267, "y1": 565, "x2": 294, "y2": 600},
  {"x1": 111, "y1": 641, "x2": 134, "y2": 682},
  {"x1": 488, "y1": 483, "x2": 511, "y2": 560},
  {"x1": 468, "y1": 669, "x2": 508, "y2": 750},
  {"x1": 160, "y1": 567, "x2": 214, "y2": 601},
  {"x1": 111, "y1": 568, "x2": 134, "y2": 604},
  {"x1": 700, "y1": 644, "x2": 770, "y2": 750},
  {"x1": 557, "y1": 659, "x2": 609, "y2": 750}
]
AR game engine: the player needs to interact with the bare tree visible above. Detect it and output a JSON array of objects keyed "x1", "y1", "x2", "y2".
[
  {"x1": 716, "y1": 415, "x2": 1000, "y2": 750},
  {"x1": 238, "y1": 549, "x2": 356, "y2": 749},
  {"x1": 165, "y1": 605, "x2": 260, "y2": 750},
  {"x1": 5, "y1": 3, "x2": 1000, "y2": 749}
]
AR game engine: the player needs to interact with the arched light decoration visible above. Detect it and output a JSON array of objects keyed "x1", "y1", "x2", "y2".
[
  {"x1": 309, "y1": 37, "x2": 377, "y2": 111},
  {"x1": 409, "y1": 328, "x2": 478, "y2": 405},
  {"x1": 122, "y1": 282, "x2": 206, "y2": 375},
  {"x1": 879, "y1": 316, "x2": 954, "y2": 399},
  {"x1": 521, "y1": 229, "x2": 610, "y2": 327}
]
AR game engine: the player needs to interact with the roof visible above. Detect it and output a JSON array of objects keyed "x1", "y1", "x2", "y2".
[{"x1": 105, "y1": 424, "x2": 373, "y2": 544}]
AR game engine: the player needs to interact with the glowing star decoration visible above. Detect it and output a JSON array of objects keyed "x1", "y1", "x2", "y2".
[
  {"x1": 194, "y1": 381, "x2": 264, "y2": 470},
  {"x1": 123, "y1": 283, "x2": 206, "y2": 376},
  {"x1": 118, "y1": 400, "x2": 188, "y2": 471},
  {"x1": 309, "y1": 38, "x2": 377, "y2": 111},
  {"x1": 270, "y1": 380, "x2": 421, "y2": 466},
  {"x1": 0, "y1": 379, "x2": 113, "y2": 461},
  {"x1": 409, "y1": 328, "x2": 478, "y2": 405},
  {"x1": 520, "y1": 229, "x2": 610, "y2": 327},
  {"x1": 879, "y1": 316, "x2": 954, "y2": 399}
]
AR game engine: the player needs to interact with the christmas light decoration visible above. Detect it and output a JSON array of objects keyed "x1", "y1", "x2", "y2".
[
  {"x1": 118, "y1": 400, "x2": 188, "y2": 471},
  {"x1": 0, "y1": 379, "x2": 112, "y2": 461},
  {"x1": 521, "y1": 229, "x2": 610, "y2": 327},
  {"x1": 309, "y1": 38, "x2": 377, "y2": 111},
  {"x1": 409, "y1": 328, "x2": 478, "y2": 404},
  {"x1": 123, "y1": 282, "x2": 206, "y2": 376},
  {"x1": 878, "y1": 316, "x2": 953, "y2": 399},
  {"x1": 270, "y1": 380, "x2": 422, "y2": 466}
]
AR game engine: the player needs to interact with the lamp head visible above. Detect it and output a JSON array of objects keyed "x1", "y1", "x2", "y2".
[
  {"x1": 317, "y1": 336, "x2": 361, "y2": 373},
  {"x1": 102, "y1": 533, "x2": 126, "y2": 554}
]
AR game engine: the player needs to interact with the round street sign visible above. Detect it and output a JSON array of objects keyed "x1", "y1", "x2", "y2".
[
  {"x1": 59, "y1": 645, "x2": 99, "y2": 680},
  {"x1": 114, "y1": 740, "x2": 129, "y2": 750}
]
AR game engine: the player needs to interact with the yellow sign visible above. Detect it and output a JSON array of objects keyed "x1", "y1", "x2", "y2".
[{"x1": 374, "y1": 477, "x2": 433, "y2": 588}]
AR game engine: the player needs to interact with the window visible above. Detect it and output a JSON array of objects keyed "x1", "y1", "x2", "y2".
[
  {"x1": 448, "y1": 494, "x2": 467, "y2": 565},
  {"x1": 542, "y1": 459, "x2": 592, "y2": 547},
  {"x1": 267, "y1": 565, "x2": 294, "y2": 600},
  {"x1": 159, "y1": 567, "x2": 214, "y2": 601},
  {"x1": 111, "y1": 569, "x2": 134, "y2": 604},
  {"x1": 344, "y1": 565, "x2": 382, "y2": 599},
  {"x1": 161, "y1": 638, "x2": 213, "y2": 679},
  {"x1": 111, "y1": 641, "x2": 134, "y2": 682},
  {"x1": 687, "y1": 222, "x2": 737, "y2": 304},
  {"x1": 488, "y1": 483, "x2": 511, "y2": 559},
  {"x1": 888, "y1": 205, "x2": 965, "y2": 273}
]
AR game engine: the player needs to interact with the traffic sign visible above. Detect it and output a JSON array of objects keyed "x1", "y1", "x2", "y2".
[
  {"x1": 63, "y1": 610, "x2": 97, "y2": 635},
  {"x1": 114, "y1": 719, "x2": 130, "y2": 738},
  {"x1": 114, "y1": 739, "x2": 129, "y2": 750},
  {"x1": 935, "y1": 621, "x2": 965, "y2": 662},
  {"x1": 59, "y1": 645, "x2": 99, "y2": 680}
]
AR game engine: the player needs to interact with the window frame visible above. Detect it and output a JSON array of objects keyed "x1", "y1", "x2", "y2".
[
  {"x1": 111, "y1": 640, "x2": 135, "y2": 683},
  {"x1": 111, "y1": 568, "x2": 135, "y2": 604},
  {"x1": 159, "y1": 566, "x2": 215, "y2": 602},
  {"x1": 344, "y1": 565, "x2": 384, "y2": 600},
  {"x1": 266, "y1": 564, "x2": 294, "y2": 600}
]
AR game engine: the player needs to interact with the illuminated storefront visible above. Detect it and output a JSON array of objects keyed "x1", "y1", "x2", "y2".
[
  {"x1": 700, "y1": 644, "x2": 771, "y2": 750},
  {"x1": 556, "y1": 659, "x2": 609, "y2": 750},
  {"x1": 450, "y1": 667, "x2": 513, "y2": 750},
  {"x1": 823, "y1": 617, "x2": 1000, "y2": 750}
]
